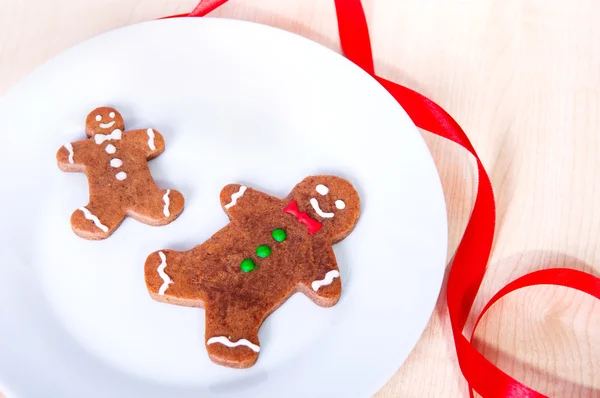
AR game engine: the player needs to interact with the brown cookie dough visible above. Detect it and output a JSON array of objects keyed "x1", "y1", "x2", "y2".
[
  {"x1": 144, "y1": 175, "x2": 360, "y2": 368},
  {"x1": 56, "y1": 107, "x2": 184, "y2": 240}
]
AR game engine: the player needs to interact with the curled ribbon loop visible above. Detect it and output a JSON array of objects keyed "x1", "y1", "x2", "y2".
[
  {"x1": 169, "y1": 1, "x2": 600, "y2": 396},
  {"x1": 94, "y1": 129, "x2": 122, "y2": 144}
]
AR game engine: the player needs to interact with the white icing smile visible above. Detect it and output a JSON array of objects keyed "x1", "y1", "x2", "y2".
[
  {"x1": 310, "y1": 183, "x2": 345, "y2": 217},
  {"x1": 310, "y1": 198, "x2": 334, "y2": 218},
  {"x1": 207, "y1": 336, "x2": 260, "y2": 352},
  {"x1": 99, "y1": 121, "x2": 116, "y2": 129}
]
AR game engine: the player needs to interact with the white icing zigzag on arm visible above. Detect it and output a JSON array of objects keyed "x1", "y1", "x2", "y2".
[
  {"x1": 311, "y1": 270, "x2": 340, "y2": 291},
  {"x1": 147, "y1": 128, "x2": 156, "y2": 151},
  {"x1": 64, "y1": 143, "x2": 74, "y2": 164},
  {"x1": 157, "y1": 251, "x2": 173, "y2": 295},
  {"x1": 224, "y1": 185, "x2": 247, "y2": 209},
  {"x1": 78, "y1": 207, "x2": 109, "y2": 232},
  {"x1": 207, "y1": 336, "x2": 260, "y2": 352},
  {"x1": 163, "y1": 189, "x2": 171, "y2": 217}
]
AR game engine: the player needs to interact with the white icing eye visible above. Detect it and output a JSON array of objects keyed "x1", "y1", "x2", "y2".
[
  {"x1": 316, "y1": 184, "x2": 329, "y2": 195},
  {"x1": 335, "y1": 200, "x2": 346, "y2": 210},
  {"x1": 95, "y1": 115, "x2": 102, "y2": 121},
  {"x1": 109, "y1": 112, "x2": 115, "y2": 118}
]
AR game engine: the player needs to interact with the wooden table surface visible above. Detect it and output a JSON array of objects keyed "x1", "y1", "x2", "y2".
[{"x1": 1, "y1": 0, "x2": 599, "y2": 397}]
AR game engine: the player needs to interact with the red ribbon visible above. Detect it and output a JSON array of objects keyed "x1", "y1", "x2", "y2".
[
  {"x1": 170, "y1": 1, "x2": 600, "y2": 396},
  {"x1": 283, "y1": 200, "x2": 323, "y2": 235}
]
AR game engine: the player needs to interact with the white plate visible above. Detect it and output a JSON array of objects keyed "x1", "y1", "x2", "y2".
[{"x1": 0, "y1": 18, "x2": 447, "y2": 398}]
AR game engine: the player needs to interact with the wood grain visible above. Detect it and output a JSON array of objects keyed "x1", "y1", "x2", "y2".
[{"x1": 1, "y1": 0, "x2": 599, "y2": 397}]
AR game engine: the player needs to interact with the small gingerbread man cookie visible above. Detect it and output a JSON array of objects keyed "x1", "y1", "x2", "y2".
[
  {"x1": 144, "y1": 175, "x2": 360, "y2": 368},
  {"x1": 56, "y1": 107, "x2": 185, "y2": 240}
]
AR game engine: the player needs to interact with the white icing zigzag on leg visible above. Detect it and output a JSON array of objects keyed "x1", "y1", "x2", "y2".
[
  {"x1": 78, "y1": 207, "x2": 108, "y2": 232},
  {"x1": 207, "y1": 336, "x2": 260, "y2": 352}
]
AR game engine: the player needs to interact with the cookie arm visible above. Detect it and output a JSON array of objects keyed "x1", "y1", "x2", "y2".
[
  {"x1": 124, "y1": 128, "x2": 165, "y2": 160},
  {"x1": 220, "y1": 184, "x2": 279, "y2": 220},
  {"x1": 144, "y1": 249, "x2": 205, "y2": 306},
  {"x1": 298, "y1": 244, "x2": 342, "y2": 307},
  {"x1": 56, "y1": 139, "x2": 90, "y2": 171}
]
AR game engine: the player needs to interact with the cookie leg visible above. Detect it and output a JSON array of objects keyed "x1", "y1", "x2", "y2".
[
  {"x1": 128, "y1": 188, "x2": 185, "y2": 226},
  {"x1": 144, "y1": 249, "x2": 205, "y2": 307},
  {"x1": 70, "y1": 201, "x2": 125, "y2": 240},
  {"x1": 204, "y1": 301, "x2": 263, "y2": 369}
]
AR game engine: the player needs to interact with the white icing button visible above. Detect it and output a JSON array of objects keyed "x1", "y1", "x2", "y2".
[
  {"x1": 95, "y1": 115, "x2": 102, "y2": 121},
  {"x1": 335, "y1": 200, "x2": 346, "y2": 210},
  {"x1": 105, "y1": 144, "x2": 116, "y2": 154},
  {"x1": 110, "y1": 158, "x2": 122, "y2": 168},
  {"x1": 109, "y1": 112, "x2": 115, "y2": 118},
  {"x1": 115, "y1": 171, "x2": 127, "y2": 181},
  {"x1": 316, "y1": 184, "x2": 329, "y2": 195}
]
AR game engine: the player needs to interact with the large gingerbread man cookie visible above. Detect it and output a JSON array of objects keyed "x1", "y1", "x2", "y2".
[
  {"x1": 56, "y1": 107, "x2": 185, "y2": 240},
  {"x1": 144, "y1": 175, "x2": 360, "y2": 368}
]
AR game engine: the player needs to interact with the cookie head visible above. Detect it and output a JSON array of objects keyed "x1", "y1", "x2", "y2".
[
  {"x1": 290, "y1": 176, "x2": 360, "y2": 241},
  {"x1": 85, "y1": 107, "x2": 124, "y2": 137}
]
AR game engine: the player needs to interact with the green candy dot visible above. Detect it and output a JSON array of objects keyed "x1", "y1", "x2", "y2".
[
  {"x1": 256, "y1": 245, "x2": 271, "y2": 258},
  {"x1": 272, "y1": 228, "x2": 287, "y2": 242},
  {"x1": 240, "y1": 258, "x2": 256, "y2": 272}
]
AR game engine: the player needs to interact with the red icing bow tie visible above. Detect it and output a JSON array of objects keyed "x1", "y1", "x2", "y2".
[{"x1": 283, "y1": 200, "x2": 322, "y2": 235}]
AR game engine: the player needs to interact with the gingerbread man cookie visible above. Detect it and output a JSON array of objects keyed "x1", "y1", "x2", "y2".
[
  {"x1": 144, "y1": 175, "x2": 360, "y2": 368},
  {"x1": 56, "y1": 107, "x2": 185, "y2": 240}
]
